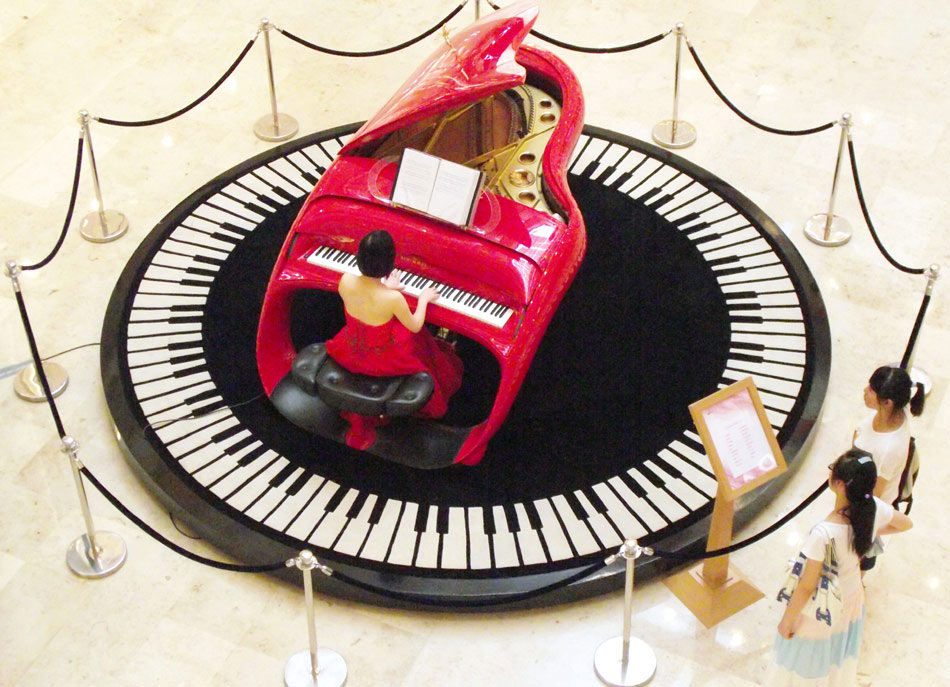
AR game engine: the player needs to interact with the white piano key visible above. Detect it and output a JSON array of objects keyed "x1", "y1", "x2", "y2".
[
  {"x1": 573, "y1": 491, "x2": 622, "y2": 549},
  {"x1": 283, "y1": 479, "x2": 339, "y2": 541},
  {"x1": 514, "y1": 503, "x2": 546, "y2": 565},
  {"x1": 154, "y1": 411, "x2": 235, "y2": 446},
  {"x1": 128, "y1": 358, "x2": 207, "y2": 385},
  {"x1": 490, "y1": 505, "x2": 520, "y2": 568},
  {"x1": 287, "y1": 149, "x2": 325, "y2": 178},
  {"x1": 234, "y1": 171, "x2": 290, "y2": 206},
  {"x1": 718, "y1": 264, "x2": 791, "y2": 285},
  {"x1": 318, "y1": 137, "x2": 346, "y2": 160},
  {"x1": 246, "y1": 468, "x2": 305, "y2": 522},
  {"x1": 133, "y1": 372, "x2": 213, "y2": 404},
  {"x1": 568, "y1": 135, "x2": 606, "y2": 171},
  {"x1": 726, "y1": 358, "x2": 805, "y2": 382},
  {"x1": 385, "y1": 501, "x2": 420, "y2": 566},
  {"x1": 221, "y1": 182, "x2": 279, "y2": 213},
  {"x1": 730, "y1": 331, "x2": 807, "y2": 352},
  {"x1": 269, "y1": 158, "x2": 316, "y2": 193},
  {"x1": 625, "y1": 468, "x2": 688, "y2": 522},
  {"x1": 730, "y1": 319, "x2": 805, "y2": 336},
  {"x1": 532, "y1": 498, "x2": 573, "y2": 561},
  {"x1": 625, "y1": 165, "x2": 681, "y2": 200},
  {"x1": 263, "y1": 475, "x2": 325, "y2": 532},
  {"x1": 582, "y1": 142, "x2": 636, "y2": 181},
  {"x1": 152, "y1": 249, "x2": 222, "y2": 273},
  {"x1": 730, "y1": 306, "x2": 805, "y2": 323},
  {"x1": 591, "y1": 483, "x2": 648, "y2": 540},
  {"x1": 224, "y1": 452, "x2": 287, "y2": 511},
  {"x1": 657, "y1": 449, "x2": 718, "y2": 497},
  {"x1": 302, "y1": 143, "x2": 336, "y2": 169},
  {"x1": 333, "y1": 494, "x2": 376, "y2": 555},
  {"x1": 127, "y1": 332, "x2": 204, "y2": 353},
  {"x1": 729, "y1": 345, "x2": 806, "y2": 367},
  {"x1": 209, "y1": 447, "x2": 276, "y2": 500},
  {"x1": 440, "y1": 507, "x2": 468, "y2": 569},
  {"x1": 467, "y1": 508, "x2": 491, "y2": 570},
  {"x1": 169, "y1": 225, "x2": 241, "y2": 253},
  {"x1": 178, "y1": 441, "x2": 227, "y2": 475},
  {"x1": 360, "y1": 499, "x2": 403, "y2": 562},
  {"x1": 550, "y1": 495, "x2": 600, "y2": 555},
  {"x1": 255, "y1": 165, "x2": 307, "y2": 199},
  {"x1": 132, "y1": 293, "x2": 209, "y2": 310},
  {"x1": 662, "y1": 194, "x2": 725, "y2": 225},
  {"x1": 206, "y1": 192, "x2": 266, "y2": 223},
  {"x1": 722, "y1": 367, "x2": 801, "y2": 398},
  {"x1": 311, "y1": 488, "x2": 359, "y2": 548},
  {"x1": 139, "y1": 381, "x2": 217, "y2": 419},
  {"x1": 616, "y1": 158, "x2": 665, "y2": 195},
  {"x1": 653, "y1": 181, "x2": 711, "y2": 215},
  {"x1": 190, "y1": 203, "x2": 257, "y2": 231},
  {"x1": 643, "y1": 461, "x2": 708, "y2": 511},
  {"x1": 720, "y1": 277, "x2": 796, "y2": 295},
  {"x1": 608, "y1": 476, "x2": 666, "y2": 532},
  {"x1": 414, "y1": 506, "x2": 440, "y2": 568}
]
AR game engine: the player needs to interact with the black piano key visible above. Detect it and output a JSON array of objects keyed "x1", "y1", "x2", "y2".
[
  {"x1": 324, "y1": 487, "x2": 347, "y2": 513},
  {"x1": 414, "y1": 503, "x2": 430, "y2": 531},
  {"x1": 168, "y1": 315, "x2": 204, "y2": 325},
  {"x1": 172, "y1": 363, "x2": 209, "y2": 378},
  {"x1": 237, "y1": 443, "x2": 268, "y2": 466},
  {"x1": 592, "y1": 164, "x2": 617, "y2": 182},
  {"x1": 730, "y1": 351, "x2": 765, "y2": 363},
  {"x1": 367, "y1": 497, "x2": 387, "y2": 525},
  {"x1": 617, "y1": 471, "x2": 647, "y2": 498},
  {"x1": 650, "y1": 454, "x2": 682, "y2": 479},
  {"x1": 563, "y1": 491, "x2": 589, "y2": 520},
  {"x1": 208, "y1": 232, "x2": 242, "y2": 246},
  {"x1": 636, "y1": 187, "x2": 663, "y2": 203},
  {"x1": 269, "y1": 186, "x2": 295, "y2": 202},
  {"x1": 583, "y1": 487, "x2": 608, "y2": 515},
  {"x1": 522, "y1": 502, "x2": 543, "y2": 531},
  {"x1": 647, "y1": 193, "x2": 676, "y2": 209},
  {"x1": 301, "y1": 171, "x2": 318, "y2": 186},
  {"x1": 220, "y1": 221, "x2": 250, "y2": 236},
  {"x1": 609, "y1": 171, "x2": 632, "y2": 189},
  {"x1": 503, "y1": 503, "x2": 520, "y2": 532},
  {"x1": 636, "y1": 466, "x2": 666, "y2": 489},
  {"x1": 581, "y1": 161, "x2": 601, "y2": 178},
  {"x1": 220, "y1": 431, "x2": 256, "y2": 454},
  {"x1": 169, "y1": 304, "x2": 207, "y2": 313},
  {"x1": 285, "y1": 471, "x2": 312, "y2": 496},
  {"x1": 211, "y1": 423, "x2": 244, "y2": 443},
  {"x1": 169, "y1": 351, "x2": 204, "y2": 365},
  {"x1": 435, "y1": 507, "x2": 450, "y2": 535},
  {"x1": 269, "y1": 463, "x2": 297, "y2": 488},
  {"x1": 483, "y1": 506, "x2": 496, "y2": 535},
  {"x1": 167, "y1": 340, "x2": 203, "y2": 352},
  {"x1": 185, "y1": 266, "x2": 218, "y2": 278},
  {"x1": 346, "y1": 491, "x2": 369, "y2": 518},
  {"x1": 731, "y1": 314, "x2": 765, "y2": 324},
  {"x1": 190, "y1": 399, "x2": 227, "y2": 415}
]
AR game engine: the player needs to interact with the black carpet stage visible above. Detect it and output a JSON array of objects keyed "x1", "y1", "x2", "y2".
[{"x1": 101, "y1": 124, "x2": 830, "y2": 608}]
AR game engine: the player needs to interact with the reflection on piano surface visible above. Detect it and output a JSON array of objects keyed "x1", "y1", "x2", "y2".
[{"x1": 256, "y1": 2, "x2": 587, "y2": 465}]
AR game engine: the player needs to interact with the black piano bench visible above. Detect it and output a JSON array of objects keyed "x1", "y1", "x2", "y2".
[{"x1": 291, "y1": 343, "x2": 434, "y2": 418}]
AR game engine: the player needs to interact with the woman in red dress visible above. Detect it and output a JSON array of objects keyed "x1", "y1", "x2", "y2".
[{"x1": 325, "y1": 230, "x2": 463, "y2": 419}]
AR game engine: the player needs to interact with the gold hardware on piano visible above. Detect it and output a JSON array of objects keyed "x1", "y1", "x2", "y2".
[{"x1": 368, "y1": 84, "x2": 561, "y2": 217}]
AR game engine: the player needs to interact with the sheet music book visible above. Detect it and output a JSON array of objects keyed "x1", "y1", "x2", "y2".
[{"x1": 391, "y1": 148, "x2": 486, "y2": 227}]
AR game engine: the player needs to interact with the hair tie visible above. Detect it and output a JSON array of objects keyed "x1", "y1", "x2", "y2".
[{"x1": 864, "y1": 493, "x2": 871, "y2": 500}]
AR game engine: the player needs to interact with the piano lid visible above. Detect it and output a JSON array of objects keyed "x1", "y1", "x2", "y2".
[{"x1": 338, "y1": 2, "x2": 539, "y2": 156}]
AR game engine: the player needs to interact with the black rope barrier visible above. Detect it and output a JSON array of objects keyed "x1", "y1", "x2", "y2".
[
  {"x1": 649, "y1": 481, "x2": 828, "y2": 561},
  {"x1": 848, "y1": 139, "x2": 926, "y2": 275},
  {"x1": 79, "y1": 466, "x2": 287, "y2": 573},
  {"x1": 687, "y1": 43, "x2": 835, "y2": 136},
  {"x1": 94, "y1": 37, "x2": 258, "y2": 127},
  {"x1": 21, "y1": 135, "x2": 84, "y2": 271},
  {"x1": 485, "y1": 1, "x2": 670, "y2": 53},
  {"x1": 277, "y1": 1, "x2": 468, "y2": 58},
  {"x1": 11, "y1": 287, "x2": 68, "y2": 438},
  {"x1": 899, "y1": 290, "x2": 932, "y2": 370}
]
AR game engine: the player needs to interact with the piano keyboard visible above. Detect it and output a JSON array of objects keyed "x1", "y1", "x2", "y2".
[
  {"x1": 108, "y1": 124, "x2": 826, "y2": 581},
  {"x1": 305, "y1": 245, "x2": 514, "y2": 329}
]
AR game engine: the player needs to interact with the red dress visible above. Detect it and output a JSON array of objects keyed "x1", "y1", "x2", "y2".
[{"x1": 325, "y1": 311, "x2": 463, "y2": 419}]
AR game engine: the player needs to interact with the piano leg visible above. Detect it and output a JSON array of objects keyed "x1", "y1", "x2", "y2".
[{"x1": 340, "y1": 412, "x2": 388, "y2": 451}]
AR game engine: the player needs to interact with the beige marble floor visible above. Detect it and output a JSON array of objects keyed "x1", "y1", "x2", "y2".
[{"x1": 1, "y1": 1, "x2": 949, "y2": 685}]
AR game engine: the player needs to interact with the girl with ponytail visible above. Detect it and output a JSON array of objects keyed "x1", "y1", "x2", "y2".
[
  {"x1": 768, "y1": 449, "x2": 912, "y2": 686},
  {"x1": 854, "y1": 366, "x2": 924, "y2": 506}
]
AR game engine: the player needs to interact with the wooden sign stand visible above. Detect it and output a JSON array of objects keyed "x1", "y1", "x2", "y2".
[{"x1": 664, "y1": 377, "x2": 787, "y2": 628}]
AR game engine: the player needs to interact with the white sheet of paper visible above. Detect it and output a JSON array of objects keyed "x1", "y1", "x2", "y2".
[
  {"x1": 391, "y1": 148, "x2": 439, "y2": 211},
  {"x1": 426, "y1": 158, "x2": 480, "y2": 225},
  {"x1": 701, "y1": 388, "x2": 777, "y2": 490}
]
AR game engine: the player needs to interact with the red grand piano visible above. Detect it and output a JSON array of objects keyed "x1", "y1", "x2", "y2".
[{"x1": 256, "y1": 2, "x2": 585, "y2": 466}]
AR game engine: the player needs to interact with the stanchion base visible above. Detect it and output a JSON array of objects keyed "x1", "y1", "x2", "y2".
[
  {"x1": 594, "y1": 635, "x2": 657, "y2": 687},
  {"x1": 254, "y1": 113, "x2": 299, "y2": 142},
  {"x1": 80, "y1": 209, "x2": 129, "y2": 243},
  {"x1": 651, "y1": 120, "x2": 697, "y2": 149},
  {"x1": 664, "y1": 563, "x2": 764, "y2": 629},
  {"x1": 284, "y1": 649, "x2": 346, "y2": 687},
  {"x1": 803, "y1": 213, "x2": 851, "y2": 246},
  {"x1": 14, "y1": 361, "x2": 68, "y2": 402},
  {"x1": 66, "y1": 532, "x2": 127, "y2": 579}
]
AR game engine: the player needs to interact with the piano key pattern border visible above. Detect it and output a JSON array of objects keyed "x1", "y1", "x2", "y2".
[{"x1": 101, "y1": 123, "x2": 830, "y2": 607}]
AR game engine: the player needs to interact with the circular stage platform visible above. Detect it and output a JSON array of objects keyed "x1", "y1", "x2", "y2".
[{"x1": 101, "y1": 123, "x2": 830, "y2": 608}]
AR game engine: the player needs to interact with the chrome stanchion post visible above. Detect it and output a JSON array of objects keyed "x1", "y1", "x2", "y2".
[
  {"x1": 254, "y1": 19, "x2": 299, "y2": 143},
  {"x1": 62, "y1": 436, "x2": 127, "y2": 578},
  {"x1": 77, "y1": 110, "x2": 129, "y2": 243},
  {"x1": 594, "y1": 540, "x2": 657, "y2": 687},
  {"x1": 474, "y1": 0, "x2": 481, "y2": 20},
  {"x1": 652, "y1": 23, "x2": 696, "y2": 150},
  {"x1": 284, "y1": 550, "x2": 346, "y2": 687},
  {"x1": 896, "y1": 263, "x2": 940, "y2": 395},
  {"x1": 5, "y1": 260, "x2": 69, "y2": 402},
  {"x1": 804, "y1": 113, "x2": 853, "y2": 246}
]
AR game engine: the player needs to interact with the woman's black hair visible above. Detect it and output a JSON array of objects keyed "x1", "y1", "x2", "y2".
[
  {"x1": 831, "y1": 448, "x2": 878, "y2": 555},
  {"x1": 869, "y1": 365, "x2": 926, "y2": 417},
  {"x1": 356, "y1": 230, "x2": 396, "y2": 278}
]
